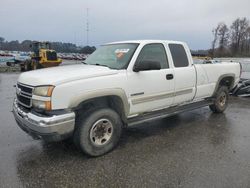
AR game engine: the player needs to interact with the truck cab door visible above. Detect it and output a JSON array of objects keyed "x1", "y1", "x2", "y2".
[
  {"x1": 127, "y1": 43, "x2": 175, "y2": 115},
  {"x1": 168, "y1": 43, "x2": 196, "y2": 105}
]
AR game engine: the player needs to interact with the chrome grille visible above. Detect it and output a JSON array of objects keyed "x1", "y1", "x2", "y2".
[{"x1": 16, "y1": 83, "x2": 33, "y2": 108}]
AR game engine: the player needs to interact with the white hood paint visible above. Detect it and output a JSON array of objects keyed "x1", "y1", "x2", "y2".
[{"x1": 18, "y1": 64, "x2": 118, "y2": 86}]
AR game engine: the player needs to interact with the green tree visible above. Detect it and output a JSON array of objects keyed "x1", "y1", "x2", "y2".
[
  {"x1": 80, "y1": 46, "x2": 96, "y2": 54},
  {"x1": 0, "y1": 37, "x2": 5, "y2": 50},
  {"x1": 230, "y1": 17, "x2": 249, "y2": 55}
]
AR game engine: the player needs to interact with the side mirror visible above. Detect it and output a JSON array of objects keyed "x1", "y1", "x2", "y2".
[{"x1": 133, "y1": 60, "x2": 161, "y2": 72}]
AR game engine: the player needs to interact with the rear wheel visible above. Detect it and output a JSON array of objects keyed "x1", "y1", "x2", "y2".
[
  {"x1": 74, "y1": 108, "x2": 123, "y2": 157},
  {"x1": 209, "y1": 86, "x2": 229, "y2": 113}
]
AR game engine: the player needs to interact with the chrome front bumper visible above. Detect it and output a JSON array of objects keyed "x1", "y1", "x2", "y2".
[{"x1": 13, "y1": 99, "x2": 75, "y2": 142}]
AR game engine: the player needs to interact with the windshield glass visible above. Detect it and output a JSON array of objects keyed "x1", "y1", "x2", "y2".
[{"x1": 85, "y1": 43, "x2": 139, "y2": 69}]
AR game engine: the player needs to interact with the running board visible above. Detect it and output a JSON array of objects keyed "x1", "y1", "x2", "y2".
[{"x1": 128, "y1": 99, "x2": 213, "y2": 126}]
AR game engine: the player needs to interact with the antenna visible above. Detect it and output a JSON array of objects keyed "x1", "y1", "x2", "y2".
[{"x1": 86, "y1": 8, "x2": 89, "y2": 46}]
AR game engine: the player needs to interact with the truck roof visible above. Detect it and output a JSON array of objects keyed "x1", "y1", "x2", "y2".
[{"x1": 107, "y1": 40, "x2": 186, "y2": 45}]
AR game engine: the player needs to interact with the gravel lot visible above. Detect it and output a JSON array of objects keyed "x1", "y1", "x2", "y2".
[{"x1": 0, "y1": 72, "x2": 250, "y2": 188}]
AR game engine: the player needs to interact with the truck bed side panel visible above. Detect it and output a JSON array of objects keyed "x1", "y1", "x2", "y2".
[{"x1": 194, "y1": 63, "x2": 240, "y2": 99}]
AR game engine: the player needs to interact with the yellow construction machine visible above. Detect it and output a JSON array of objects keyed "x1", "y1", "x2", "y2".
[{"x1": 21, "y1": 41, "x2": 62, "y2": 71}]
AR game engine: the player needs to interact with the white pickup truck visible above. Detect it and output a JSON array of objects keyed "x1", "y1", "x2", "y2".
[{"x1": 13, "y1": 40, "x2": 241, "y2": 156}]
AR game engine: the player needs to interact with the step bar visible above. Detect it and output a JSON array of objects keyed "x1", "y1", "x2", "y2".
[{"x1": 128, "y1": 99, "x2": 214, "y2": 126}]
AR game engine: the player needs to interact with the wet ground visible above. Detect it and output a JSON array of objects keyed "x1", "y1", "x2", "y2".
[
  {"x1": 0, "y1": 73, "x2": 250, "y2": 188},
  {"x1": 0, "y1": 60, "x2": 82, "y2": 73}
]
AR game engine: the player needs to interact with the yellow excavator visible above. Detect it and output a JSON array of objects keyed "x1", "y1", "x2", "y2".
[{"x1": 21, "y1": 41, "x2": 62, "y2": 71}]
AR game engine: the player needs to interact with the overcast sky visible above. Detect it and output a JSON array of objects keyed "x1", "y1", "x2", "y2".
[{"x1": 0, "y1": 0, "x2": 249, "y2": 49}]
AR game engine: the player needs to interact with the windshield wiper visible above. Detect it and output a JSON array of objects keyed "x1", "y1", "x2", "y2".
[{"x1": 94, "y1": 63, "x2": 110, "y2": 68}]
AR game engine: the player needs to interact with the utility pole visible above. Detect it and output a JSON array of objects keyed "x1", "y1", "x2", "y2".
[{"x1": 86, "y1": 8, "x2": 89, "y2": 46}]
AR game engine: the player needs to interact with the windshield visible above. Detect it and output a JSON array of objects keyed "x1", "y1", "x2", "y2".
[{"x1": 85, "y1": 43, "x2": 139, "y2": 69}]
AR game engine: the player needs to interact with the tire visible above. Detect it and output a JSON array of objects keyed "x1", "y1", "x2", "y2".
[
  {"x1": 32, "y1": 61, "x2": 38, "y2": 70},
  {"x1": 6, "y1": 62, "x2": 11, "y2": 66},
  {"x1": 73, "y1": 108, "x2": 123, "y2": 157},
  {"x1": 209, "y1": 86, "x2": 229, "y2": 113},
  {"x1": 24, "y1": 62, "x2": 31, "y2": 71},
  {"x1": 31, "y1": 60, "x2": 42, "y2": 70}
]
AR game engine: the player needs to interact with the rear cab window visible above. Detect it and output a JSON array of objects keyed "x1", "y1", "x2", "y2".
[{"x1": 169, "y1": 44, "x2": 189, "y2": 67}]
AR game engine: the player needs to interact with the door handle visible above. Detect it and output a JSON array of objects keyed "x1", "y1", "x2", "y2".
[{"x1": 166, "y1": 74, "x2": 174, "y2": 80}]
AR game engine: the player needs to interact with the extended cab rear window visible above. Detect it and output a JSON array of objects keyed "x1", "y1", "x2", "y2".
[{"x1": 169, "y1": 44, "x2": 189, "y2": 67}]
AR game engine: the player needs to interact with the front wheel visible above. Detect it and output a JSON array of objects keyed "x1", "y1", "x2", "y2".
[
  {"x1": 74, "y1": 108, "x2": 123, "y2": 157},
  {"x1": 24, "y1": 61, "x2": 31, "y2": 71},
  {"x1": 209, "y1": 86, "x2": 229, "y2": 113},
  {"x1": 32, "y1": 61, "x2": 38, "y2": 70}
]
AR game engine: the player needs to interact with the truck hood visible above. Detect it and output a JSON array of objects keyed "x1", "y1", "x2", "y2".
[{"x1": 18, "y1": 64, "x2": 118, "y2": 86}]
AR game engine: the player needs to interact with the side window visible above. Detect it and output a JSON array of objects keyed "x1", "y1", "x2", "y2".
[
  {"x1": 136, "y1": 44, "x2": 169, "y2": 69},
  {"x1": 169, "y1": 44, "x2": 189, "y2": 67}
]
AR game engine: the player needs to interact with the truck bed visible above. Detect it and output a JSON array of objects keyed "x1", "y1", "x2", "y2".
[{"x1": 194, "y1": 62, "x2": 241, "y2": 99}]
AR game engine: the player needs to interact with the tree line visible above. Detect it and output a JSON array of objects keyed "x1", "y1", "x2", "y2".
[
  {"x1": 0, "y1": 37, "x2": 96, "y2": 54},
  {"x1": 210, "y1": 17, "x2": 250, "y2": 57},
  {"x1": 2, "y1": 17, "x2": 250, "y2": 57}
]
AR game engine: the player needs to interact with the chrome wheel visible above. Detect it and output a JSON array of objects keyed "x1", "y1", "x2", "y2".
[
  {"x1": 219, "y1": 92, "x2": 227, "y2": 106},
  {"x1": 90, "y1": 118, "x2": 113, "y2": 146}
]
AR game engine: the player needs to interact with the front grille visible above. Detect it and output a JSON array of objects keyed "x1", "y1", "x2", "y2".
[
  {"x1": 16, "y1": 83, "x2": 33, "y2": 108},
  {"x1": 46, "y1": 51, "x2": 57, "y2": 61},
  {"x1": 17, "y1": 83, "x2": 32, "y2": 94}
]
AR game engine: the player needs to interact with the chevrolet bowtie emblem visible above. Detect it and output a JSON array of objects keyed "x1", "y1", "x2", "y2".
[{"x1": 16, "y1": 87, "x2": 21, "y2": 95}]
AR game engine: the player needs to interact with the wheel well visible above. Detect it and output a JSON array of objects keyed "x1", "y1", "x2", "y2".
[
  {"x1": 75, "y1": 96, "x2": 127, "y2": 126},
  {"x1": 219, "y1": 76, "x2": 234, "y2": 90}
]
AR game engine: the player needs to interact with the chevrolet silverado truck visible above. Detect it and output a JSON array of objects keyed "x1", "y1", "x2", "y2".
[{"x1": 13, "y1": 40, "x2": 241, "y2": 156}]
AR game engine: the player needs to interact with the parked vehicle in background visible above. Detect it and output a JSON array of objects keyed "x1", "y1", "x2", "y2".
[
  {"x1": 193, "y1": 58, "x2": 221, "y2": 64},
  {"x1": 13, "y1": 40, "x2": 241, "y2": 156},
  {"x1": 231, "y1": 61, "x2": 250, "y2": 96},
  {"x1": 0, "y1": 56, "x2": 15, "y2": 65},
  {"x1": 0, "y1": 52, "x2": 30, "y2": 67},
  {"x1": 240, "y1": 61, "x2": 250, "y2": 80}
]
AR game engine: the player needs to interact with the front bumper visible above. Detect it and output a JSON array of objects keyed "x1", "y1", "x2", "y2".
[{"x1": 13, "y1": 99, "x2": 75, "y2": 142}]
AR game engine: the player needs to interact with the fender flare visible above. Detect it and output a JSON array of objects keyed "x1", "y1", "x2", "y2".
[
  {"x1": 68, "y1": 88, "x2": 130, "y2": 116},
  {"x1": 212, "y1": 73, "x2": 235, "y2": 96}
]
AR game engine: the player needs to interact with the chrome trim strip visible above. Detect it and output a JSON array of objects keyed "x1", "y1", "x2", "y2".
[
  {"x1": 17, "y1": 82, "x2": 34, "y2": 89},
  {"x1": 131, "y1": 88, "x2": 193, "y2": 105},
  {"x1": 175, "y1": 88, "x2": 193, "y2": 96},
  {"x1": 17, "y1": 100, "x2": 32, "y2": 108},
  {"x1": 131, "y1": 92, "x2": 144, "y2": 97},
  {"x1": 19, "y1": 90, "x2": 32, "y2": 97},
  {"x1": 132, "y1": 92, "x2": 174, "y2": 105},
  {"x1": 19, "y1": 92, "x2": 32, "y2": 99}
]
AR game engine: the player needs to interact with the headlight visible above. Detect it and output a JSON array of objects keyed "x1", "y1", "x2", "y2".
[
  {"x1": 33, "y1": 86, "x2": 54, "y2": 97},
  {"x1": 32, "y1": 85, "x2": 54, "y2": 110},
  {"x1": 32, "y1": 99, "x2": 51, "y2": 111}
]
